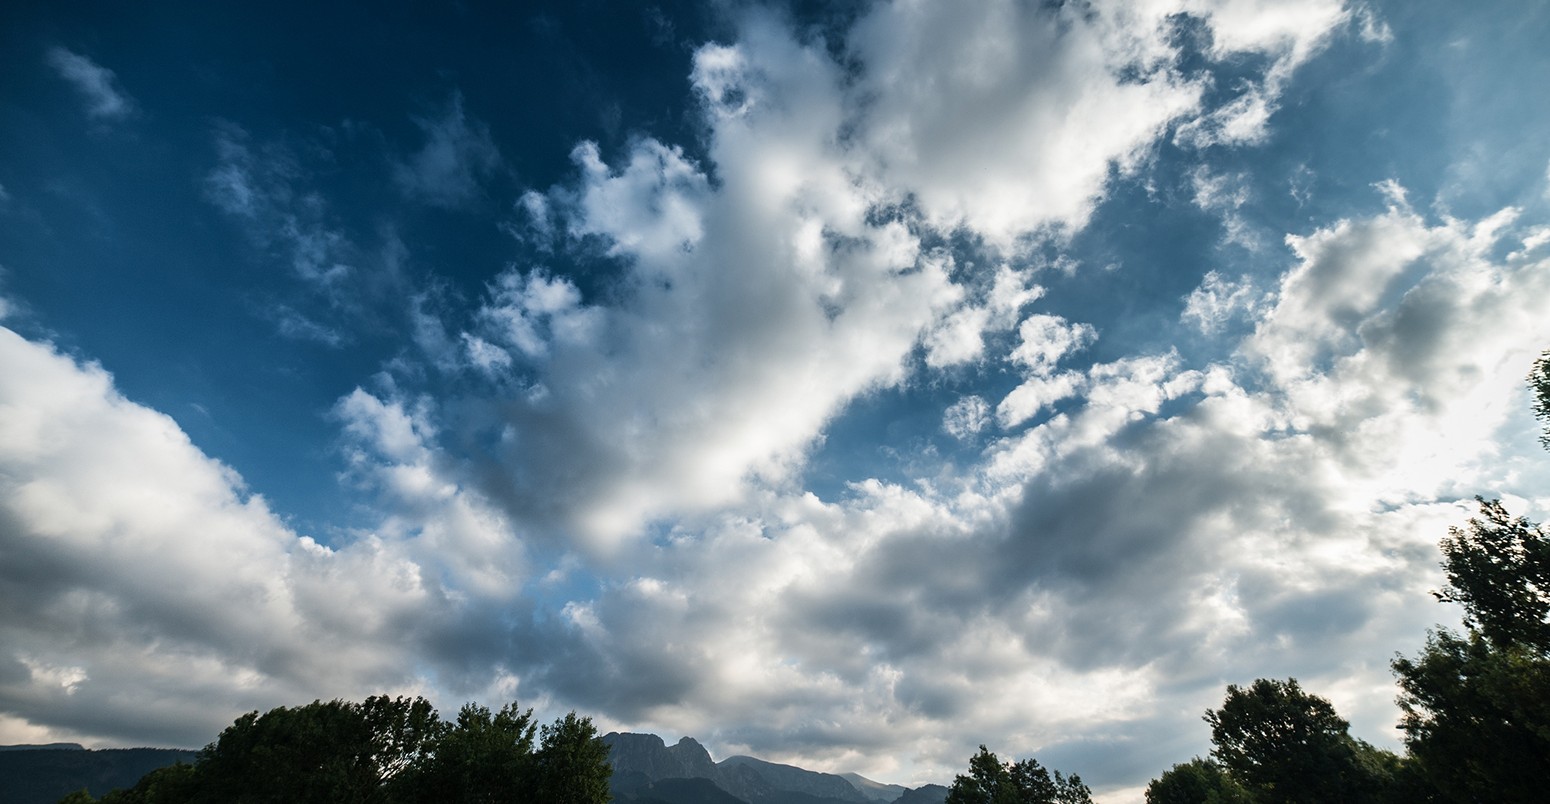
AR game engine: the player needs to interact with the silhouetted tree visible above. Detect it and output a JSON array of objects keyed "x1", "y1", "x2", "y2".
[
  {"x1": 192, "y1": 698, "x2": 388, "y2": 803},
  {"x1": 945, "y1": 745, "x2": 1091, "y2": 804},
  {"x1": 535, "y1": 712, "x2": 612, "y2": 804},
  {"x1": 1205, "y1": 678, "x2": 1393, "y2": 804},
  {"x1": 392, "y1": 702, "x2": 535, "y2": 803},
  {"x1": 1531, "y1": 350, "x2": 1550, "y2": 449},
  {"x1": 1391, "y1": 496, "x2": 1550, "y2": 801},
  {"x1": 92, "y1": 763, "x2": 198, "y2": 804},
  {"x1": 1431, "y1": 498, "x2": 1550, "y2": 652},
  {"x1": 61, "y1": 696, "x2": 613, "y2": 804},
  {"x1": 1144, "y1": 757, "x2": 1251, "y2": 804}
]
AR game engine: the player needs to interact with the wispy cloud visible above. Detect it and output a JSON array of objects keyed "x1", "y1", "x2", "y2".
[
  {"x1": 46, "y1": 47, "x2": 134, "y2": 121},
  {"x1": 394, "y1": 93, "x2": 502, "y2": 208}
]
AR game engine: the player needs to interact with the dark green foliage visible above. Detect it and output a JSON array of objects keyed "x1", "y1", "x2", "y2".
[
  {"x1": 536, "y1": 712, "x2": 613, "y2": 804},
  {"x1": 393, "y1": 701, "x2": 536, "y2": 803},
  {"x1": 1144, "y1": 758, "x2": 1251, "y2": 804},
  {"x1": 945, "y1": 746, "x2": 1091, "y2": 804},
  {"x1": 1392, "y1": 628, "x2": 1550, "y2": 800},
  {"x1": 1389, "y1": 491, "x2": 1550, "y2": 801},
  {"x1": 1531, "y1": 350, "x2": 1550, "y2": 449},
  {"x1": 1433, "y1": 498, "x2": 1550, "y2": 652},
  {"x1": 192, "y1": 698, "x2": 387, "y2": 803},
  {"x1": 1204, "y1": 679, "x2": 1393, "y2": 804},
  {"x1": 94, "y1": 763, "x2": 198, "y2": 804},
  {"x1": 54, "y1": 696, "x2": 610, "y2": 804}
]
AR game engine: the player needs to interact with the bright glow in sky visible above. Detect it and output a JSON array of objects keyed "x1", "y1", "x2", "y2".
[{"x1": 3, "y1": 2, "x2": 1550, "y2": 801}]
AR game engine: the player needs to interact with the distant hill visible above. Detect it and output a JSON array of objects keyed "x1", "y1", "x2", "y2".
[
  {"x1": 602, "y1": 732, "x2": 946, "y2": 804},
  {"x1": 0, "y1": 745, "x2": 197, "y2": 804},
  {"x1": 892, "y1": 784, "x2": 949, "y2": 804},
  {"x1": 839, "y1": 772, "x2": 908, "y2": 803},
  {"x1": 719, "y1": 755, "x2": 866, "y2": 802},
  {"x1": 0, "y1": 732, "x2": 949, "y2": 804}
]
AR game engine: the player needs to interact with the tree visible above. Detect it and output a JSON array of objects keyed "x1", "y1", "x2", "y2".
[
  {"x1": 361, "y1": 694, "x2": 446, "y2": 788},
  {"x1": 1432, "y1": 497, "x2": 1550, "y2": 652},
  {"x1": 1391, "y1": 499, "x2": 1550, "y2": 801},
  {"x1": 394, "y1": 702, "x2": 537, "y2": 804},
  {"x1": 1204, "y1": 679, "x2": 1391, "y2": 804},
  {"x1": 1531, "y1": 350, "x2": 1550, "y2": 449},
  {"x1": 190, "y1": 697, "x2": 421, "y2": 804},
  {"x1": 945, "y1": 746, "x2": 1091, "y2": 804},
  {"x1": 535, "y1": 712, "x2": 612, "y2": 804},
  {"x1": 1144, "y1": 757, "x2": 1252, "y2": 804},
  {"x1": 56, "y1": 697, "x2": 615, "y2": 804},
  {"x1": 90, "y1": 763, "x2": 199, "y2": 804}
]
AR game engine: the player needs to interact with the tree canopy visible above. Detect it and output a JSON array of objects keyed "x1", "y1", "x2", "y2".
[
  {"x1": 944, "y1": 745, "x2": 1092, "y2": 804},
  {"x1": 1391, "y1": 498, "x2": 1550, "y2": 800},
  {"x1": 1144, "y1": 758, "x2": 1251, "y2": 804},
  {"x1": 1531, "y1": 350, "x2": 1550, "y2": 449},
  {"x1": 69, "y1": 696, "x2": 610, "y2": 804},
  {"x1": 1202, "y1": 679, "x2": 1396, "y2": 804}
]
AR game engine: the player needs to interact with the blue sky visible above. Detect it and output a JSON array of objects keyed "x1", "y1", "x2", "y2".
[{"x1": 2, "y1": 1, "x2": 1549, "y2": 800}]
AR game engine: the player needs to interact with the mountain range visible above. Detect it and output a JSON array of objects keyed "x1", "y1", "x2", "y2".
[
  {"x1": 0, "y1": 735, "x2": 947, "y2": 804},
  {"x1": 603, "y1": 733, "x2": 947, "y2": 804}
]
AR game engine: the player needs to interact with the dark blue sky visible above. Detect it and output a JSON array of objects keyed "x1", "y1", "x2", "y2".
[{"x1": 3, "y1": 2, "x2": 1549, "y2": 800}]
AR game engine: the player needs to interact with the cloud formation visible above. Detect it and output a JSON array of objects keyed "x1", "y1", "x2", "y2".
[
  {"x1": 395, "y1": 93, "x2": 503, "y2": 208},
  {"x1": 5, "y1": 3, "x2": 1550, "y2": 802},
  {"x1": 46, "y1": 47, "x2": 134, "y2": 121}
]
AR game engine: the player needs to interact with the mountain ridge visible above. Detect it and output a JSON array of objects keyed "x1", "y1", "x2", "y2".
[{"x1": 602, "y1": 732, "x2": 946, "y2": 804}]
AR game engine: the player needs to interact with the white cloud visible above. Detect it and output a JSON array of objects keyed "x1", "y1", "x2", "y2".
[
  {"x1": 502, "y1": 192, "x2": 1550, "y2": 791},
  {"x1": 925, "y1": 265, "x2": 1043, "y2": 368},
  {"x1": 417, "y1": 0, "x2": 1359, "y2": 557},
  {"x1": 475, "y1": 269, "x2": 601, "y2": 361},
  {"x1": 46, "y1": 47, "x2": 134, "y2": 121},
  {"x1": 564, "y1": 139, "x2": 709, "y2": 262},
  {"x1": 432, "y1": 17, "x2": 963, "y2": 550},
  {"x1": 846, "y1": 0, "x2": 1203, "y2": 248},
  {"x1": 18, "y1": 4, "x2": 1550, "y2": 799},
  {"x1": 944, "y1": 396, "x2": 992, "y2": 440},
  {"x1": 1182, "y1": 270, "x2": 1263, "y2": 333},
  {"x1": 997, "y1": 371, "x2": 1087, "y2": 429},
  {"x1": 0, "y1": 327, "x2": 529, "y2": 745},
  {"x1": 1173, "y1": 0, "x2": 1351, "y2": 147},
  {"x1": 1009, "y1": 314, "x2": 1099, "y2": 375}
]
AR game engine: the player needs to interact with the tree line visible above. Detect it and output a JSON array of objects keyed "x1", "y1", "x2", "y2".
[
  {"x1": 945, "y1": 353, "x2": 1550, "y2": 804},
  {"x1": 60, "y1": 699, "x2": 611, "y2": 804}
]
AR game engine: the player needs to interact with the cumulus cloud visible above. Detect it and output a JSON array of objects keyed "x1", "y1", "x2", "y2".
[
  {"x1": 394, "y1": 93, "x2": 502, "y2": 208},
  {"x1": 46, "y1": 47, "x2": 134, "y2": 121},
  {"x1": 464, "y1": 189, "x2": 1550, "y2": 790},
  {"x1": 437, "y1": 17, "x2": 962, "y2": 551},
  {"x1": 0, "y1": 330, "x2": 391, "y2": 743},
  {"x1": 845, "y1": 1, "x2": 1200, "y2": 248},
  {"x1": 23, "y1": 4, "x2": 1549, "y2": 800},
  {"x1": 924, "y1": 265, "x2": 1044, "y2": 368}
]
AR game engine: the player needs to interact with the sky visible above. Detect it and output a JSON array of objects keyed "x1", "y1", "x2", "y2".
[{"x1": 2, "y1": 0, "x2": 1549, "y2": 800}]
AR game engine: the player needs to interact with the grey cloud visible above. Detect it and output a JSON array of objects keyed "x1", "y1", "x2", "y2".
[{"x1": 0, "y1": 329, "x2": 542, "y2": 747}]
